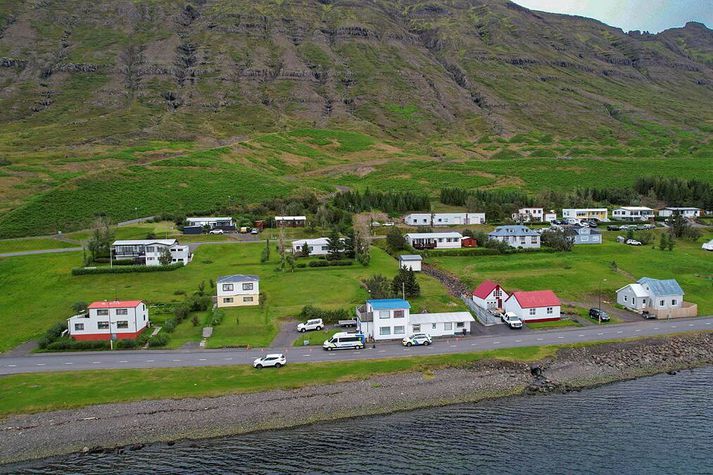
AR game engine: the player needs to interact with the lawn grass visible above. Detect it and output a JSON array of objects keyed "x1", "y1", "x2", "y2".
[
  {"x1": 0, "y1": 346, "x2": 554, "y2": 416},
  {"x1": 0, "y1": 238, "x2": 78, "y2": 254},
  {"x1": 526, "y1": 320, "x2": 581, "y2": 330},
  {"x1": 292, "y1": 328, "x2": 340, "y2": 347}
]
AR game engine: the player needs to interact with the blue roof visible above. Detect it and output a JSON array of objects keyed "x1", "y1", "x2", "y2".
[
  {"x1": 488, "y1": 225, "x2": 538, "y2": 237},
  {"x1": 637, "y1": 277, "x2": 684, "y2": 296},
  {"x1": 368, "y1": 299, "x2": 411, "y2": 310}
]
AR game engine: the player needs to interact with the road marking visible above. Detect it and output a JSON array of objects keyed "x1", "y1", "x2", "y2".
[
  {"x1": 493, "y1": 341, "x2": 501, "y2": 344},
  {"x1": 597, "y1": 333, "x2": 604, "y2": 336},
  {"x1": 671, "y1": 326, "x2": 678, "y2": 329},
  {"x1": 172, "y1": 359, "x2": 181, "y2": 362},
  {"x1": 199, "y1": 358, "x2": 207, "y2": 361},
  {"x1": 378, "y1": 350, "x2": 386, "y2": 353},
  {"x1": 536, "y1": 338, "x2": 543, "y2": 341},
  {"x1": 119, "y1": 360, "x2": 129, "y2": 363},
  {"x1": 92, "y1": 361, "x2": 100, "y2": 364},
  {"x1": 471, "y1": 343, "x2": 478, "y2": 346},
  {"x1": 146, "y1": 359, "x2": 154, "y2": 363},
  {"x1": 688, "y1": 324, "x2": 694, "y2": 327},
  {"x1": 303, "y1": 354, "x2": 311, "y2": 357},
  {"x1": 617, "y1": 331, "x2": 623, "y2": 334},
  {"x1": 654, "y1": 327, "x2": 660, "y2": 330},
  {"x1": 577, "y1": 334, "x2": 585, "y2": 337},
  {"x1": 8, "y1": 364, "x2": 16, "y2": 367},
  {"x1": 635, "y1": 329, "x2": 641, "y2": 332},
  {"x1": 515, "y1": 339, "x2": 522, "y2": 343},
  {"x1": 223, "y1": 357, "x2": 232, "y2": 361},
  {"x1": 557, "y1": 336, "x2": 564, "y2": 339},
  {"x1": 64, "y1": 362, "x2": 73, "y2": 365},
  {"x1": 36, "y1": 363, "x2": 46, "y2": 366},
  {"x1": 707, "y1": 322, "x2": 711, "y2": 325},
  {"x1": 449, "y1": 345, "x2": 457, "y2": 348}
]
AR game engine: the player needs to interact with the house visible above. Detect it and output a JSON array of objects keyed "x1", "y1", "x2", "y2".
[
  {"x1": 355, "y1": 299, "x2": 474, "y2": 341},
  {"x1": 68, "y1": 300, "x2": 149, "y2": 341},
  {"x1": 616, "y1": 277, "x2": 697, "y2": 318},
  {"x1": 111, "y1": 239, "x2": 191, "y2": 266},
  {"x1": 275, "y1": 216, "x2": 307, "y2": 227},
  {"x1": 512, "y1": 208, "x2": 555, "y2": 223},
  {"x1": 563, "y1": 226, "x2": 602, "y2": 245},
  {"x1": 503, "y1": 290, "x2": 561, "y2": 322},
  {"x1": 405, "y1": 232, "x2": 463, "y2": 250},
  {"x1": 217, "y1": 275, "x2": 260, "y2": 307},
  {"x1": 658, "y1": 207, "x2": 701, "y2": 218},
  {"x1": 404, "y1": 213, "x2": 486, "y2": 226},
  {"x1": 562, "y1": 208, "x2": 609, "y2": 222},
  {"x1": 612, "y1": 207, "x2": 655, "y2": 222},
  {"x1": 398, "y1": 255, "x2": 422, "y2": 272},
  {"x1": 488, "y1": 225, "x2": 540, "y2": 248},
  {"x1": 544, "y1": 211, "x2": 557, "y2": 222},
  {"x1": 186, "y1": 217, "x2": 235, "y2": 230},
  {"x1": 292, "y1": 237, "x2": 338, "y2": 256},
  {"x1": 472, "y1": 280, "x2": 510, "y2": 310}
]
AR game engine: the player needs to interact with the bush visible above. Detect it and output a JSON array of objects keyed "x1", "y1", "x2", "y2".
[
  {"x1": 162, "y1": 317, "x2": 178, "y2": 333},
  {"x1": 299, "y1": 305, "x2": 351, "y2": 324},
  {"x1": 45, "y1": 338, "x2": 110, "y2": 351},
  {"x1": 210, "y1": 309, "x2": 225, "y2": 327},
  {"x1": 71, "y1": 263, "x2": 184, "y2": 275},
  {"x1": 296, "y1": 263, "x2": 307, "y2": 268},
  {"x1": 308, "y1": 260, "x2": 353, "y2": 267},
  {"x1": 148, "y1": 333, "x2": 169, "y2": 347},
  {"x1": 114, "y1": 339, "x2": 138, "y2": 349}
]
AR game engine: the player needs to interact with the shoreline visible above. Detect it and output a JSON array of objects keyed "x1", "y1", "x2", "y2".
[{"x1": 2, "y1": 332, "x2": 712, "y2": 466}]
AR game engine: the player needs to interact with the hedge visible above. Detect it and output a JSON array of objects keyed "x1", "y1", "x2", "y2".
[
  {"x1": 299, "y1": 305, "x2": 352, "y2": 324},
  {"x1": 308, "y1": 260, "x2": 354, "y2": 268},
  {"x1": 71, "y1": 262, "x2": 184, "y2": 275},
  {"x1": 418, "y1": 247, "x2": 557, "y2": 257}
]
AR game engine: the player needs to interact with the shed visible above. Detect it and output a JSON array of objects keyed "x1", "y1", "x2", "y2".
[{"x1": 398, "y1": 254, "x2": 423, "y2": 272}]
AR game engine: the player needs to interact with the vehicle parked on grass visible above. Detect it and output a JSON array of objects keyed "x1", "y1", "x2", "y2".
[
  {"x1": 253, "y1": 354, "x2": 286, "y2": 369},
  {"x1": 588, "y1": 308, "x2": 610, "y2": 322},
  {"x1": 626, "y1": 239, "x2": 642, "y2": 246},
  {"x1": 502, "y1": 312, "x2": 523, "y2": 329},
  {"x1": 208, "y1": 229, "x2": 224, "y2": 235},
  {"x1": 297, "y1": 318, "x2": 324, "y2": 333},
  {"x1": 402, "y1": 333, "x2": 432, "y2": 347},
  {"x1": 323, "y1": 332, "x2": 365, "y2": 351}
]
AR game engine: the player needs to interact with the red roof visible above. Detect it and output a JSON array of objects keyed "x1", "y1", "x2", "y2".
[
  {"x1": 472, "y1": 280, "x2": 500, "y2": 299},
  {"x1": 88, "y1": 300, "x2": 143, "y2": 309},
  {"x1": 508, "y1": 291, "x2": 560, "y2": 308}
]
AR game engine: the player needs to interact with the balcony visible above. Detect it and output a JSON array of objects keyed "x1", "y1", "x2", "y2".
[{"x1": 356, "y1": 304, "x2": 373, "y2": 322}]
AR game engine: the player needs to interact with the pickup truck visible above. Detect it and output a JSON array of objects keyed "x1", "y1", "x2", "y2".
[
  {"x1": 297, "y1": 318, "x2": 324, "y2": 333},
  {"x1": 502, "y1": 312, "x2": 523, "y2": 329}
]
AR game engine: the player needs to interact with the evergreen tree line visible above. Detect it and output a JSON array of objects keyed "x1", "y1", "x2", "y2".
[
  {"x1": 332, "y1": 189, "x2": 431, "y2": 213},
  {"x1": 634, "y1": 176, "x2": 713, "y2": 209}
]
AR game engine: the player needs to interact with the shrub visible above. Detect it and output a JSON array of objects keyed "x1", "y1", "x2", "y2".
[
  {"x1": 162, "y1": 317, "x2": 178, "y2": 333},
  {"x1": 71, "y1": 263, "x2": 184, "y2": 275},
  {"x1": 296, "y1": 263, "x2": 307, "y2": 268},
  {"x1": 307, "y1": 260, "x2": 353, "y2": 267},
  {"x1": 114, "y1": 339, "x2": 138, "y2": 349},
  {"x1": 210, "y1": 309, "x2": 225, "y2": 327},
  {"x1": 299, "y1": 305, "x2": 351, "y2": 324},
  {"x1": 148, "y1": 333, "x2": 169, "y2": 347}
]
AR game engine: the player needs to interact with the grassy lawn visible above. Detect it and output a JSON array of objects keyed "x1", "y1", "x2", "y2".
[
  {"x1": 428, "y1": 230, "x2": 713, "y2": 316},
  {"x1": 526, "y1": 320, "x2": 581, "y2": 330},
  {"x1": 292, "y1": 328, "x2": 340, "y2": 347},
  {"x1": 0, "y1": 346, "x2": 554, "y2": 416},
  {"x1": 0, "y1": 238, "x2": 78, "y2": 254}
]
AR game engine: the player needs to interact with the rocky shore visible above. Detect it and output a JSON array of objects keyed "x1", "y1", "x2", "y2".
[{"x1": 2, "y1": 332, "x2": 712, "y2": 465}]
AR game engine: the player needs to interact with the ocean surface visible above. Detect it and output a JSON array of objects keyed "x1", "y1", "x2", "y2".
[{"x1": 8, "y1": 366, "x2": 713, "y2": 474}]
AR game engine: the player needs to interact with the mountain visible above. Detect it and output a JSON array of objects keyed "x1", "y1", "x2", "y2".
[{"x1": 0, "y1": 1, "x2": 711, "y2": 237}]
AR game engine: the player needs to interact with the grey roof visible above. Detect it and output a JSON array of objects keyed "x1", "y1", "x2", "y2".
[
  {"x1": 637, "y1": 277, "x2": 684, "y2": 296},
  {"x1": 218, "y1": 274, "x2": 259, "y2": 283},
  {"x1": 399, "y1": 254, "x2": 423, "y2": 261},
  {"x1": 488, "y1": 225, "x2": 538, "y2": 237},
  {"x1": 564, "y1": 227, "x2": 601, "y2": 236}
]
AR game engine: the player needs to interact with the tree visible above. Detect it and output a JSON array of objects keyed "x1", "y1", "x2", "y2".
[
  {"x1": 71, "y1": 302, "x2": 88, "y2": 314},
  {"x1": 343, "y1": 230, "x2": 356, "y2": 259},
  {"x1": 87, "y1": 216, "x2": 114, "y2": 261},
  {"x1": 669, "y1": 213, "x2": 688, "y2": 238},
  {"x1": 363, "y1": 275, "x2": 392, "y2": 299},
  {"x1": 541, "y1": 229, "x2": 574, "y2": 252},
  {"x1": 326, "y1": 229, "x2": 343, "y2": 260},
  {"x1": 659, "y1": 233, "x2": 669, "y2": 251},
  {"x1": 158, "y1": 247, "x2": 173, "y2": 266},
  {"x1": 667, "y1": 236, "x2": 675, "y2": 251},
  {"x1": 386, "y1": 227, "x2": 407, "y2": 251},
  {"x1": 260, "y1": 238, "x2": 270, "y2": 263},
  {"x1": 392, "y1": 267, "x2": 420, "y2": 298}
]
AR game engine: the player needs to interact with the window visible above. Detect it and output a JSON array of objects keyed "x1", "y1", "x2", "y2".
[
  {"x1": 432, "y1": 323, "x2": 437, "y2": 330},
  {"x1": 74, "y1": 323, "x2": 84, "y2": 331},
  {"x1": 393, "y1": 310, "x2": 405, "y2": 319},
  {"x1": 547, "y1": 307, "x2": 553, "y2": 314},
  {"x1": 147, "y1": 246, "x2": 155, "y2": 252},
  {"x1": 456, "y1": 322, "x2": 465, "y2": 328},
  {"x1": 393, "y1": 326, "x2": 405, "y2": 335},
  {"x1": 223, "y1": 297, "x2": 233, "y2": 303},
  {"x1": 672, "y1": 299, "x2": 677, "y2": 306},
  {"x1": 243, "y1": 296, "x2": 254, "y2": 302},
  {"x1": 116, "y1": 308, "x2": 128, "y2": 316},
  {"x1": 379, "y1": 327, "x2": 391, "y2": 336},
  {"x1": 529, "y1": 308, "x2": 536, "y2": 316},
  {"x1": 97, "y1": 321, "x2": 110, "y2": 329},
  {"x1": 624, "y1": 295, "x2": 628, "y2": 302},
  {"x1": 660, "y1": 300, "x2": 665, "y2": 306},
  {"x1": 444, "y1": 322, "x2": 453, "y2": 331},
  {"x1": 117, "y1": 321, "x2": 129, "y2": 329},
  {"x1": 147, "y1": 257, "x2": 154, "y2": 261},
  {"x1": 412, "y1": 324, "x2": 421, "y2": 332},
  {"x1": 379, "y1": 310, "x2": 390, "y2": 319},
  {"x1": 222, "y1": 283, "x2": 234, "y2": 292},
  {"x1": 97, "y1": 309, "x2": 109, "y2": 316},
  {"x1": 242, "y1": 282, "x2": 254, "y2": 291},
  {"x1": 531, "y1": 237, "x2": 538, "y2": 244}
]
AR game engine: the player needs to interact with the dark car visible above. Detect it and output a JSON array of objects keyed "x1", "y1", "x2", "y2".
[
  {"x1": 607, "y1": 225, "x2": 620, "y2": 231},
  {"x1": 587, "y1": 220, "x2": 599, "y2": 228},
  {"x1": 641, "y1": 311, "x2": 656, "y2": 320},
  {"x1": 589, "y1": 308, "x2": 610, "y2": 322}
]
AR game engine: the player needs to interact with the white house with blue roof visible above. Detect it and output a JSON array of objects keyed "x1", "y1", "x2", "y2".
[
  {"x1": 488, "y1": 225, "x2": 540, "y2": 248},
  {"x1": 616, "y1": 277, "x2": 697, "y2": 318}
]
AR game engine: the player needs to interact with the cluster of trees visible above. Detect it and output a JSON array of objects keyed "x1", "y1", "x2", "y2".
[
  {"x1": 331, "y1": 189, "x2": 431, "y2": 213},
  {"x1": 634, "y1": 177, "x2": 713, "y2": 210},
  {"x1": 540, "y1": 229, "x2": 574, "y2": 251},
  {"x1": 363, "y1": 267, "x2": 420, "y2": 299},
  {"x1": 86, "y1": 216, "x2": 114, "y2": 264}
]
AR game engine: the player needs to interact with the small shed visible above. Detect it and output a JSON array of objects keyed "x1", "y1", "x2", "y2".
[
  {"x1": 461, "y1": 237, "x2": 477, "y2": 248},
  {"x1": 398, "y1": 254, "x2": 423, "y2": 272}
]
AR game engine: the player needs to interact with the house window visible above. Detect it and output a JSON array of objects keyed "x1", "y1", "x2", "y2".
[
  {"x1": 531, "y1": 237, "x2": 538, "y2": 244},
  {"x1": 147, "y1": 257, "x2": 154, "y2": 261},
  {"x1": 660, "y1": 300, "x2": 665, "y2": 306},
  {"x1": 116, "y1": 308, "x2": 128, "y2": 316},
  {"x1": 412, "y1": 324, "x2": 421, "y2": 332},
  {"x1": 529, "y1": 308, "x2": 536, "y2": 316},
  {"x1": 456, "y1": 322, "x2": 465, "y2": 328},
  {"x1": 117, "y1": 321, "x2": 129, "y2": 329},
  {"x1": 444, "y1": 322, "x2": 453, "y2": 331},
  {"x1": 222, "y1": 284, "x2": 234, "y2": 292},
  {"x1": 393, "y1": 326, "x2": 405, "y2": 335},
  {"x1": 97, "y1": 321, "x2": 110, "y2": 330},
  {"x1": 379, "y1": 310, "x2": 390, "y2": 319},
  {"x1": 393, "y1": 310, "x2": 405, "y2": 318},
  {"x1": 242, "y1": 283, "x2": 254, "y2": 291},
  {"x1": 379, "y1": 327, "x2": 391, "y2": 336},
  {"x1": 74, "y1": 323, "x2": 84, "y2": 331},
  {"x1": 243, "y1": 296, "x2": 254, "y2": 302},
  {"x1": 624, "y1": 295, "x2": 628, "y2": 302},
  {"x1": 672, "y1": 299, "x2": 677, "y2": 306},
  {"x1": 97, "y1": 309, "x2": 109, "y2": 316},
  {"x1": 147, "y1": 246, "x2": 155, "y2": 252},
  {"x1": 432, "y1": 323, "x2": 437, "y2": 330},
  {"x1": 223, "y1": 297, "x2": 233, "y2": 303}
]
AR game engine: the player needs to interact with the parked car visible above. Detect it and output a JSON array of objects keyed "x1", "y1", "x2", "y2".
[
  {"x1": 587, "y1": 220, "x2": 599, "y2": 228},
  {"x1": 641, "y1": 311, "x2": 657, "y2": 320},
  {"x1": 566, "y1": 218, "x2": 579, "y2": 225},
  {"x1": 402, "y1": 333, "x2": 432, "y2": 347},
  {"x1": 588, "y1": 308, "x2": 610, "y2": 322},
  {"x1": 250, "y1": 228, "x2": 259, "y2": 234},
  {"x1": 323, "y1": 332, "x2": 365, "y2": 351},
  {"x1": 502, "y1": 312, "x2": 523, "y2": 329},
  {"x1": 208, "y1": 229, "x2": 224, "y2": 235},
  {"x1": 607, "y1": 225, "x2": 620, "y2": 231},
  {"x1": 297, "y1": 318, "x2": 324, "y2": 333},
  {"x1": 626, "y1": 239, "x2": 642, "y2": 246},
  {"x1": 253, "y1": 354, "x2": 286, "y2": 369}
]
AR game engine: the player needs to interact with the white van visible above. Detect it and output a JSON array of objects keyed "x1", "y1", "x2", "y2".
[{"x1": 323, "y1": 332, "x2": 364, "y2": 351}]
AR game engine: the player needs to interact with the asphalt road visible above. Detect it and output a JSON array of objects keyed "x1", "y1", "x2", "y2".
[{"x1": 2, "y1": 317, "x2": 711, "y2": 376}]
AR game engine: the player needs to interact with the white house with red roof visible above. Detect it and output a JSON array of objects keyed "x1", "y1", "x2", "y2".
[
  {"x1": 503, "y1": 290, "x2": 561, "y2": 322},
  {"x1": 472, "y1": 280, "x2": 510, "y2": 311},
  {"x1": 68, "y1": 300, "x2": 149, "y2": 341}
]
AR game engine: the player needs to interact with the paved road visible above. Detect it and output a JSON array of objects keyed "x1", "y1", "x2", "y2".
[
  {"x1": 0, "y1": 247, "x2": 83, "y2": 258},
  {"x1": 2, "y1": 317, "x2": 711, "y2": 376}
]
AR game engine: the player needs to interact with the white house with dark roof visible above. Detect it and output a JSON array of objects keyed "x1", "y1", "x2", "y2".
[
  {"x1": 616, "y1": 277, "x2": 696, "y2": 318},
  {"x1": 405, "y1": 232, "x2": 463, "y2": 250},
  {"x1": 111, "y1": 239, "x2": 191, "y2": 266},
  {"x1": 404, "y1": 213, "x2": 485, "y2": 226},
  {"x1": 612, "y1": 207, "x2": 654, "y2": 221},
  {"x1": 563, "y1": 226, "x2": 602, "y2": 245},
  {"x1": 186, "y1": 217, "x2": 235, "y2": 229},
  {"x1": 562, "y1": 208, "x2": 609, "y2": 222},
  {"x1": 217, "y1": 275, "x2": 260, "y2": 307},
  {"x1": 398, "y1": 254, "x2": 422, "y2": 272},
  {"x1": 275, "y1": 216, "x2": 307, "y2": 227},
  {"x1": 658, "y1": 207, "x2": 701, "y2": 218},
  {"x1": 488, "y1": 225, "x2": 540, "y2": 248}
]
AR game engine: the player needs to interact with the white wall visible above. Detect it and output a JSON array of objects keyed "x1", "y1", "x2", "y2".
[
  {"x1": 616, "y1": 287, "x2": 647, "y2": 311},
  {"x1": 367, "y1": 304, "x2": 410, "y2": 341},
  {"x1": 69, "y1": 304, "x2": 148, "y2": 337},
  {"x1": 400, "y1": 260, "x2": 422, "y2": 272},
  {"x1": 504, "y1": 299, "x2": 560, "y2": 321},
  {"x1": 217, "y1": 280, "x2": 260, "y2": 307}
]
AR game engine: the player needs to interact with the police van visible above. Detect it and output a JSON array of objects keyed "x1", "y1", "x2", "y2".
[{"x1": 322, "y1": 332, "x2": 365, "y2": 351}]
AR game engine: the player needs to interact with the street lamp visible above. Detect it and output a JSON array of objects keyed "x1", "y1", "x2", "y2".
[{"x1": 598, "y1": 278, "x2": 607, "y2": 324}]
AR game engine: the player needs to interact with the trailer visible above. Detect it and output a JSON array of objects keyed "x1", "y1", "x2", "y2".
[{"x1": 337, "y1": 319, "x2": 357, "y2": 328}]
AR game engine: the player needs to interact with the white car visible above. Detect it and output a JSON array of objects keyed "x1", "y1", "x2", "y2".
[
  {"x1": 502, "y1": 312, "x2": 523, "y2": 329},
  {"x1": 402, "y1": 333, "x2": 432, "y2": 347},
  {"x1": 208, "y1": 229, "x2": 224, "y2": 235},
  {"x1": 297, "y1": 318, "x2": 324, "y2": 333},
  {"x1": 253, "y1": 354, "x2": 286, "y2": 369},
  {"x1": 626, "y1": 239, "x2": 642, "y2": 246}
]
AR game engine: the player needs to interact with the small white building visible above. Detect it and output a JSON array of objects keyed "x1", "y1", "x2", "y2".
[
  {"x1": 217, "y1": 274, "x2": 260, "y2": 307},
  {"x1": 404, "y1": 213, "x2": 485, "y2": 226},
  {"x1": 503, "y1": 290, "x2": 561, "y2": 322},
  {"x1": 111, "y1": 239, "x2": 191, "y2": 266},
  {"x1": 562, "y1": 208, "x2": 609, "y2": 222},
  {"x1": 544, "y1": 211, "x2": 557, "y2": 222},
  {"x1": 658, "y1": 207, "x2": 701, "y2": 218},
  {"x1": 512, "y1": 208, "x2": 555, "y2": 223},
  {"x1": 472, "y1": 280, "x2": 510, "y2": 310},
  {"x1": 409, "y1": 312, "x2": 475, "y2": 337},
  {"x1": 292, "y1": 238, "x2": 330, "y2": 256},
  {"x1": 616, "y1": 277, "x2": 695, "y2": 318},
  {"x1": 68, "y1": 300, "x2": 149, "y2": 341},
  {"x1": 399, "y1": 254, "x2": 423, "y2": 272},
  {"x1": 405, "y1": 232, "x2": 463, "y2": 250},
  {"x1": 186, "y1": 217, "x2": 235, "y2": 229},
  {"x1": 488, "y1": 225, "x2": 540, "y2": 248},
  {"x1": 275, "y1": 216, "x2": 307, "y2": 227},
  {"x1": 612, "y1": 207, "x2": 655, "y2": 222}
]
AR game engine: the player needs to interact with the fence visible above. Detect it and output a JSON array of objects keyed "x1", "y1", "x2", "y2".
[{"x1": 461, "y1": 295, "x2": 502, "y2": 326}]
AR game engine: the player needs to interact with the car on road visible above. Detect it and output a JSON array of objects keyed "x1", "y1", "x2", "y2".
[
  {"x1": 250, "y1": 228, "x2": 259, "y2": 234},
  {"x1": 297, "y1": 318, "x2": 324, "y2": 333},
  {"x1": 253, "y1": 354, "x2": 286, "y2": 369},
  {"x1": 502, "y1": 312, "x2": 523, "y2": 329},
  {"x1": 588, "y1": 308, "x2": 610, "y2": 322},
  {"x1": 208, "y1": 229, "x2": 224, "y2": 235},
  {"x1": 626, "y1": 239, "x2": 642, "y2": 246},
  {"x1": 323, "y1": 332, "x2": 365, "y2": 351},
  {"x1": 402, "y1": 333, "x2": 432, "y2": 347},
  {"x1": 641, "y1": 311, "x2": 657, "y2": 320}
]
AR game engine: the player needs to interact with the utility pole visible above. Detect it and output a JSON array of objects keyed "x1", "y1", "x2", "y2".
[{"x1": 598, "y1": 278, "x2": 607, "y2": 324}]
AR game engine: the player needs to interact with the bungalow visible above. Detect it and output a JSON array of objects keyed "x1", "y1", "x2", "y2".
[
  {"x1": 275, "y1": 216, "x2": 307, "y2": 227},
  {"x1": 405, "y1": 232, "x2": 463, "y2": 250},
  {"x1": 503, "y1": 290, "x2": 561, "y2": 322},
  {"x1": 563, "y1": 226, "x2": 602, "y2": 245},
  {"x1": 186, "y1": 217, "x2": 235, "y2": 230},
  {"x1": 488, "y1": 225, "x2": 540, "y2": 249},
  {"x1": 616, "y1": 277, "x2": 696, "y2": 318},
  {"x1": 512, "y1": 208, "x2": 555, "y2": 223},
  {"x1": 658, "y1": 207, "x2": 701, "y2": 218},
  {"x1": 398, "y1": 254, "x2": 422, "y2": 272},
  {"x1": 472, "y1": 280, "x2": 510, "y2": 310},
  {"x1": 68, "y1": 300, "x2": 149, "y2": 341},
  {"x1": 612, "y1": 207, "x2": 655, "y2": 222},
  {"x1": 562, "y1": 208, "x2": 609, "y2": 222},
  {"x1": 111, "y1": 239, "x2": 191, "y2": 266},
  {"x1": 404, "y1": 213, "x2": 485, "y2": 226},
  {"x1": 355, "y1": 299, "x2": 474, "y2": 341},
  {"x1": 217, "y1": 274, "x2": 260, "y2": 307},
  {"x1": 292, "y1": 237, "x2": 334, "y2": 256}
]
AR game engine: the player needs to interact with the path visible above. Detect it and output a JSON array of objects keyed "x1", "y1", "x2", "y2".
[
  {"x1": 270, "y1": 319, "x2": 298, "y2": 348},
  {"x1": 1, "y1": 316, "x2": 711, "y2": 375},
  {"x1": 0, "y1": 247, "x2": 83, "y2": 258}
]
